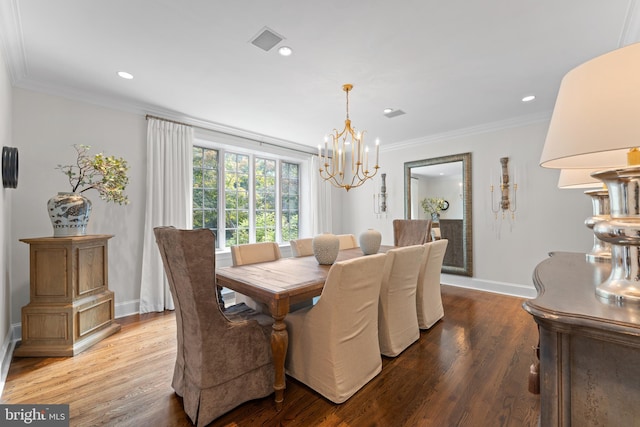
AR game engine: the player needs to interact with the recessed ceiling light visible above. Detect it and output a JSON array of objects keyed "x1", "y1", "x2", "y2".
[
  {"x1": 383, "y1": 108, "x2": 393, "y2": 114},
  {"x1": 117, "y1": 71, "x2": 133, "y2": 80},
  {"x1": 278, "y1": 46, "x2": 292, "y2": 56},
  {"x1": 522, "y1": 94, "x2": 536, "y2": 102}
]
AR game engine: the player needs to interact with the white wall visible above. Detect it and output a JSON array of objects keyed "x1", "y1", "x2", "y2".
[
  {"x1": 340, "y1": 120, "x2": 593, "y2": 295},
  {"x1": 11, "y1": 88, "x2": 147, "y2": 323},
  {"x1": 7, "y1": 88, "x2": 596, "y2": 322},
  {"x1": 0, "y1": 35, "x2": 14, "y2": 381}
]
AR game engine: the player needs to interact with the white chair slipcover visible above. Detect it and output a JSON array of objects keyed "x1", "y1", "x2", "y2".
[
  {"x1": 290, "y1": 237, "x2": 314, "y2": 257},
  {"x1": 336, "y1": 234, "x2": 358, "y2": 250},
  {"x1": 416, "y1": 239, "x2": 448, "y2": 329},
  {"x1": 378, "y1": 245, "x2": 425, "y2": 357},
  {"x1": 284, "y1": 253, "x2": 387, "y2": 403},
  {"x1": 230, "y1": 242, "x2": 282, "y2": 312}
]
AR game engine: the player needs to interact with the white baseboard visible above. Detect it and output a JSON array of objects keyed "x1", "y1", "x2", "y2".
[
  {"x1": 441, "y1": 274, "x2": 537, "y2": 299},
  {"x1": 115, "y1": 299, "x2": 140, "y2": 319}
]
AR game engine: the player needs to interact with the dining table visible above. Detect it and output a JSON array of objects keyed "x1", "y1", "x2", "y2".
[{"x1": 215, "y1": 245, "x2": 393, "y2": 409}]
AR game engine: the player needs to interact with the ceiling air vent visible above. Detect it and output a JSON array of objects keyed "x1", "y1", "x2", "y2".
[
  {"x1": 384, "y1": 109, "x2": 406, "y2": 119},
  {"x1": 250, "y1": 27, "x2": 284, "y2": 52}
]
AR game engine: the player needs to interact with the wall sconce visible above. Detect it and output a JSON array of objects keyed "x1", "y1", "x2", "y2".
[
  {"x1": 373, "y1": 173, "x2": 387, "y2": 217},
  {"x1": 490, "y1": 157, "x2": 517, "y2": 220}
]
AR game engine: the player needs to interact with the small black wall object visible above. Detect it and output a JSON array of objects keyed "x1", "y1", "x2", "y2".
[{"x1": 2, "y1": 146, "x2": 18, "y2": 188}]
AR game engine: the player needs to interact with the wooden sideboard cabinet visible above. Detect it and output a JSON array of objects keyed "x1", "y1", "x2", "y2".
[
  {"x1": 523, "y1": 252, "x2": 640, "y2": 426},
  {"x1": 15, "y1": 235, "x2": 121, "y2": 357}
]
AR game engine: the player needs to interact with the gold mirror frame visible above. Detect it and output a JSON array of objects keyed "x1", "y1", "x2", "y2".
[{"x1": 404, "y1": 152, "x2": 473, "y2": 276}]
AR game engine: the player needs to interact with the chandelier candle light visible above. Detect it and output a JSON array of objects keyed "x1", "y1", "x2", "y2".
[{"x1": 318, "y1": 84, "x2": 380, "y2": 191}]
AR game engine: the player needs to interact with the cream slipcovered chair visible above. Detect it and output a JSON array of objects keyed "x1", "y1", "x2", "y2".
[
  {"x1": 378, "y1": 245, "x2": 425, "y2": 357},
  {"x1": 336, "y1": 233, "x2": 358, "y2": 250},
  {"x1": 284, "y1": 253, "x2": 387, "y2": 403},
  {"x1": 416, "y1": 239, "x2": 449, "y2": 329},
  {"x1": 290, "y1": 237, "x2": 314, "y2": 257},
  {"x1": 154, "y1": 227, "x2": 274, "y2": 427},
  {"x1": 393, "y1": 219, "x2": 432, "y2": 246},
  {"x1": 230, "y1": 242, "x2": 282, "y2": 311}
]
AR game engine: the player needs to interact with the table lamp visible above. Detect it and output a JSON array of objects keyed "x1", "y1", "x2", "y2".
[
  {"x1": 557, "y1": 169, "x2": 610, "y2": 263},
  {"x1": 540, "y1": 42, "x2": 640, "y2": 304}
]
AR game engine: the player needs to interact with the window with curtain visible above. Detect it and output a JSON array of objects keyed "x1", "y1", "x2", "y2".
[{"x1": 192, "y1": 145, "x2": 300, "y2": 248}]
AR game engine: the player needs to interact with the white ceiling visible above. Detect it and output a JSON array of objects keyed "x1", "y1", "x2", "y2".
[{"x1": 1, "y1": 0, "x2": 639, "y2": 151}]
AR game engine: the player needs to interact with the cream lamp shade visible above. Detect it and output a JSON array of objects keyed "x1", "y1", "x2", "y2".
[
  {"x1": 540, "y1": 42, "x2": 640, "y2": 169},
  {"x1": 557, "y1": 169, "x2": 606, "y2": 189}
]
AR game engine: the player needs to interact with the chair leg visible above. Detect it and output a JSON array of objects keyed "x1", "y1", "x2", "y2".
[{"x1": 216, "y1": 285, "x2": 225, "y2": 310}]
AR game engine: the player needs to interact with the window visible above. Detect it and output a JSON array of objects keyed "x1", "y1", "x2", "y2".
[
  {"x1": 193, "y1": 145, "x2": 300, "y2": 248},
  {"x1": 254, "y1": 157, "x2": 276, "y2": 242},
  {"x1": 193, "y1": 147, "x2": 219, "y2": 246},
  {"x1": 281, "y1": 162, "x2": 299, "y2": 241},
  {"x1": 224, "y1": 152, "x2": 250, "y2": 245}
]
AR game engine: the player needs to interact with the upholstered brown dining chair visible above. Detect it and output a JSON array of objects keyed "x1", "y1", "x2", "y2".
[
  {"x1": 393, "y1": 219, "x2": 432, "y2": 246},
  {"x1": 154, "y1": 226, "x2": 274, "y2": 427}
]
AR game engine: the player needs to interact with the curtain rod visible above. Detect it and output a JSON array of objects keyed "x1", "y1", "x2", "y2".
[{"x1": 145, "y1": 114, "x2": 317, "y2": 156}]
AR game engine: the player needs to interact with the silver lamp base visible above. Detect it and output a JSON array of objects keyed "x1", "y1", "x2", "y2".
[
  {"x1": 584, "y1": 189, "x2": 611, "y2": 263},
  {"x1": 593, "y1": 167, "x2": 640, "y2": 304}
]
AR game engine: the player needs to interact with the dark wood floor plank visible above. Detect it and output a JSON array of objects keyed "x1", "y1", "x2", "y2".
[{"x1": 2, "y1": 285, "x2": 540, "y2": 426}]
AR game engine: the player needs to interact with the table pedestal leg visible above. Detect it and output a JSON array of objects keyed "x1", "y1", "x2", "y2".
[{"x1": 271, "y1": 313, "x2": 288, "y2": 410}]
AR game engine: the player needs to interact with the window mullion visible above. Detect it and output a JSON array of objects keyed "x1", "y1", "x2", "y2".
[
  {"x1": 249, "y1": 153, "x2": 256, "y2": 243},
  {"x1": 218, "y1": 148, "x2": 226, "y2": 248},
  {"x1": 275, "y1": 159, "x2": 282, "y2": 243}
]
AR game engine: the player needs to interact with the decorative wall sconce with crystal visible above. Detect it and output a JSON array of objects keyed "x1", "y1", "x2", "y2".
[
  {"x1": 558, "y1": 169, "x2": 611, "y2": 263},
  {"x1": 540, "y1": 42, "x2": 640, "y2": 304},
  {"x1": 373, "y1": 173, "x2": 387, "y2": 217},
  {"x1": 490, "y1": 157, "x2": 517, "y2": 220}
]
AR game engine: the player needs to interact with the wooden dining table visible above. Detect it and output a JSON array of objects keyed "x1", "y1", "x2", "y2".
[{"x1": 215, "y1": 246, "x2": 393, "y2": 409}]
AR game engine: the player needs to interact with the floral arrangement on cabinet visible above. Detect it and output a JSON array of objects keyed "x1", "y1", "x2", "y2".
[
  {"x1": 48, "y1": 144, "x2": 130, "y2": 237},
  {"x1": 421, "y1": 197, "x2": 446, "y2": 221},
  {"x1": 57, "y1": 144, "x2": 130, "y2": 205}
]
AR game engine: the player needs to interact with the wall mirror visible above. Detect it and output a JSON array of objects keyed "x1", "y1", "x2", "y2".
[{"x1": 404, "y1": 152, "x2": 472, "y2": 276}]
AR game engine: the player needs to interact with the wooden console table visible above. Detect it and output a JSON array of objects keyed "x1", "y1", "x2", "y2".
[
  {"x1": 15, "y1": 235, "x2": 121, "y2": 357},
  {"x1": 523, "y1": 252, "x2": 640, "y2": 426}
]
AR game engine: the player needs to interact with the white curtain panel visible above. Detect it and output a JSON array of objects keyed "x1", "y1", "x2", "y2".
[
  {"x1": 310, "y1": 155, "x2": 332, "y2": 235},
  {"x1": 139, "y1": 118, "x2": 194, "y2": 313}
]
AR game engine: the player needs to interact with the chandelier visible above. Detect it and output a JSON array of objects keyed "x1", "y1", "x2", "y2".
[{"x1": 318, "y1": 84, "x2": 380, "y2": 191}]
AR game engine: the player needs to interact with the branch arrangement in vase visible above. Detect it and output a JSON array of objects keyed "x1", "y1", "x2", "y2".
[
  {"x1": 56, "y1": 144, "x2": 130, "y2": 205},
  {"x1": 420, "y1": 197, "x2": 446, "y2": 216}
]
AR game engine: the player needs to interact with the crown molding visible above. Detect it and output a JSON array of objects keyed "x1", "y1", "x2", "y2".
[
  {"x1": 0, "y1": 0, "x2": 27, "y2": 83},
  {"x1": 384, "y1": 111, "x2": 551, "y2": 153},
  {"x1": 13, "y1": 77, "x2": 316, "y2": 156}
]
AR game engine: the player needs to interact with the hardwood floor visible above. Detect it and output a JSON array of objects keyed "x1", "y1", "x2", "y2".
[{"x1": 2, "y1": 285, "x2": 540, "y2": 426}]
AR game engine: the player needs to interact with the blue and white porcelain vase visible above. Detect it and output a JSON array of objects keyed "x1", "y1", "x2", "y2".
[
  {"x1": 359, "y1": 228, "x2": 382, "y2": 255},
  {"x1": 312, "y1": 233, "x2": 340, "y2": 265},
  {"x1": 47, "y1": 192, "x2": 92, "y2": 237}
]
